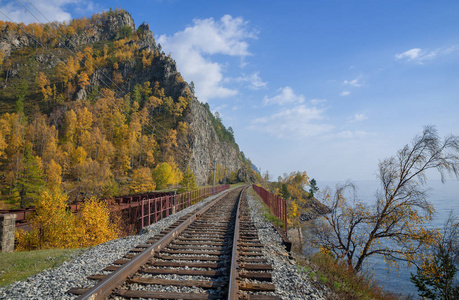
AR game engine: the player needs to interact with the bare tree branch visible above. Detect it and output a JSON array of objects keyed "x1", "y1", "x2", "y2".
[{"x1": 313, "y1": 126, "x2": 459, "y2": 272}]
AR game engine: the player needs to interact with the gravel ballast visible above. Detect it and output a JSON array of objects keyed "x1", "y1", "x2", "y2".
[
  {"x1": 1, "y1": 188, "x2": 326, "y2": 299},
  {"x1": 0, "y1": 191, "x2": 224, "y2": 300},
  {"x1": 246, "y1": 191, "x2": 327, "y2": 300}
]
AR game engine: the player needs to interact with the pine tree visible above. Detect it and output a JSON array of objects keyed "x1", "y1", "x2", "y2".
[
  {"x1": 411, "y1": 245, "x2": 459, "y2": 299},
  {"x1": 308, "y1": 178, "x2": 319, "y2": 198},
  {"x1": 15, "y1": 144, "x2": 46, "y2": 208},
  {"x1": 280, "y1": 183, "x2": 290, "y2": 200},
  {"x1": 178, "y1": 167, "x2": 197, "y2": 193}
]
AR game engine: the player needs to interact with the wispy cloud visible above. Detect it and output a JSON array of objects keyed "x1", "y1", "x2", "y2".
[
  {"x1": 233, "y1": 72, "x2": 267, "y2": 90},
  {"x1": 395, "y1": 48, "x2": 422, "y2": 61},
  {"x1": 249, "y1": 104, "x2": 334, "y2": 139},
  {"x1": 395, "y1": 46, "x2": 458, "y2": 63},
  {"x1": 263, "y1": 86, "x2": 304, "y2": 105},
  {"x1": 340, "y1": 91, "x2": 351, "y2": 96},
  {"x1": 0, "y1": 0, "x2": 95, "y2": 24},
  {"x1": 348, "y1": 113, "x2": 368, "y2": 123},
  {"x1": 250, "y1": 87, "x2": 334, "y2": 138},
  {"x1": 158, "y1": 15, "x2": 257, "y2": 102},
  {"x1": 344, "y1": 77, "x2": 362, "y2": 87}
]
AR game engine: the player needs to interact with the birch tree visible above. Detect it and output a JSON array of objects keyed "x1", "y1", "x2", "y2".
[{"x1": 314, "y1": 126, "x2": 459, "y2": 272}]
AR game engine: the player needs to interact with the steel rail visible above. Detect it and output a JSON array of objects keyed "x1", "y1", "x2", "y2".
[
  {"x1": 76, "y1": 190, "x2": 230, "y2": 300},
  {"x1": 228, "y1": 188, "x2": 245, "y2": 299}
]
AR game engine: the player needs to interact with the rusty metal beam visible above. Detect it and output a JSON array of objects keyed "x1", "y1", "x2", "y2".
[{"x1": 228, "y1": 188, "x2": 245, "y2": 300}]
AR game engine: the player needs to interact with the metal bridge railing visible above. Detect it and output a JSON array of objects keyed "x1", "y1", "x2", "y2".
[{"x1": 252, "y1": 184, "x2": 288, "y2": 234}]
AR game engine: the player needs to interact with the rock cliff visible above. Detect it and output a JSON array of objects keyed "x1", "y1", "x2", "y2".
[{"x1": 183, "y1": 98, "x2": 242, "y2": 185}]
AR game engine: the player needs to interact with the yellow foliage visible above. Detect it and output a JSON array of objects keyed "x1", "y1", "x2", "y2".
[
  {"x1": 130, "y1": 167, "x2": 156, "y2": 194},
  {"x1": 74, "y1": 197, "x2": 118, "y2": 247},
  {"x1": 45, "y1": 159, "x2": 62, "y2": 190},
  {"x1": 287, "y1": 200, "x2": 300, "y2": 227},
  {"x1": 35, "y1": 72, "x2": 52, "y2": 101},
  {"x1": 15, "y1": 189, "x2": 76, "y2": 250},
  {"x1": 153, "y1": 161, "x2": 183, "y2": 190},
  {"x1": 112, "y1": 71, "x2": 123, "y2": 85},
  {"x1": 0, "y1": 50, "x2": 4, "y2": 65},
  {"x1": 209, "y1": 163, "x2": 226, "y2": 184},
  {"x1": 77, "y1": 72, "x2": 90, "y2": 90},
  {"x1": 15, "y1": 188, "x2": 119, "y2": 250}
]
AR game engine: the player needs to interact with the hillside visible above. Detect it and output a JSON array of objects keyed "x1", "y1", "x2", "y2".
[{"x1": 0, "y1": 8, "x2": 249, "y2": 207}]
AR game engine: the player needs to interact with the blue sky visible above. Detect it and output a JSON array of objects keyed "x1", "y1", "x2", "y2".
[{"x1": 2, "y1": 0, "x2": 459, "y2": 182}]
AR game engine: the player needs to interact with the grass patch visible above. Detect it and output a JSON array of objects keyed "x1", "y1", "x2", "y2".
[
  {"x1": 248, "y1": 188, "x2": 285, "y2": 230},
  {"x1": 229, "y1": 182, "x2": 246, "y2": 188},
  {"x1": 294, "y1": 252, "x2": 405, "y2": 300},
  {"x1": 0, "y1": 248, "x2": 85, "y2": 288}
]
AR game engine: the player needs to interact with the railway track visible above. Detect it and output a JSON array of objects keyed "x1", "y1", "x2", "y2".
[{"x1": 69, "y1": 187, "x2": 280, "y2": 300}]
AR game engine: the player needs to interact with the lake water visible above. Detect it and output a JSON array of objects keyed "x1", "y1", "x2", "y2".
[{"x1": 313, "y1": 179, "x2": 459, "y2": 298}]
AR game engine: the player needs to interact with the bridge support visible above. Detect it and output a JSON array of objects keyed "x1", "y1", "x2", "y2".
[{"x1": 0, "y1": 214, "x2": 16, "y2": 253}]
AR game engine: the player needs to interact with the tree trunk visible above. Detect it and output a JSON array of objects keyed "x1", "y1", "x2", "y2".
[{"x1": 297, "y1": 226, "x2": 303, "y2": 247}]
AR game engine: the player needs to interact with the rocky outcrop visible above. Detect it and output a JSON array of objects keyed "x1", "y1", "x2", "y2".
[
  {"x1": 183, "y1": 98, "x2": 242, "y2": 185},
  {"x1": 299, "y1": 197, "x2": 331, "y2": 221},
  {"x1": 0, "y1": 11, "x2": 138, "y2": 56}
]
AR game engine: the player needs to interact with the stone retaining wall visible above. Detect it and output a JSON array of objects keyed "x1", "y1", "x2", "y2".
[{"x1": 0, "y1": 214, "x2": 16, "y2": 253}]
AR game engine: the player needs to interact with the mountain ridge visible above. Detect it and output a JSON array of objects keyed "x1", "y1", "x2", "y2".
[{"x1": 0, "y1": 8, "x2": 250, "y2": 206}]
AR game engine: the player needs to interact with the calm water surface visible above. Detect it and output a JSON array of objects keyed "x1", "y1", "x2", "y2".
[{"x1": 311, "y1": 179, "x2": 459, "y2": 297}]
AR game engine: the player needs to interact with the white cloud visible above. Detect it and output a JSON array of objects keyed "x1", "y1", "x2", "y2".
[
  {"x1": 348, "y1": 113, "x2": 368, "y2": 123},
  {"x1": 395, "y1": 46, "x2": 458, "y2": 63},
  {"x1": 340, "y1": 91, "x2": 351, "y2": 96},
  {"x1": 395, "y1": 48, "x2": 422, "y2": 60},
  {"x1": 249, "y1": 103, "x2": 334, "y2": 139},
  {"x1": 344, "y1": 77, "x2": 362, "y2": 87},
  {"x1": 0, "y1": 0, "x2": 94, "y2": 24},
  {"x1": 158, "y1": 15, "x2": 256, "y2": 102},
  {"x1": 263, "y1": 86, "x2": 305, "y2": 106},
  {"x1": 233, "y1": 72, "x2": 267, "y2": 90}
]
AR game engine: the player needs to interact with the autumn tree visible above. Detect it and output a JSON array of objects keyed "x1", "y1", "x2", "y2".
[
  {"x1": 78, "y1": 72, "x2": 90, "y2": 90},
  {"x1": 83, "y1": 46, "x2": 94, "y2": 75},
  {"x1": 75, "y1": 197, "x2": 118, "y2": 247},
  {"x1": 161, "y1": 129, "x2": 177, "y2": 161},
  {"x1": 229, "y1": 170, "x2": 238, "y2": 183},
  {"x1": 36, "y1": 72, "x2": 52, "y2": 104},
  {"x1": 153, "y1": 162, "x2": 182, "y2": 190},
  {"x1": 313, "y1": 126, "x2": 459, "y2": 272},
  {"x1": 15, "y1": 188, "x2": 118, "y2": 250},
  {"x1": 45, "y1": 159, "x2": 62, "y2": 190},
  {"x1": 410, "y1": 212, "x2": 459, "y2": 299},
  {"x1": 15, "y1": 188, "x2": 76, "y2": 250},
  {"x1": 146, "y1": 94, "x2": 163, "y2": 111},
  {"x1": 0, "y1": 50, "x2": 5, "y2": 66},
  {"x1": 178, "y1": 167, "x2": 197, "y2": 193},
  {"x1": 112, "y1": 70, "x2": 123, "y2": 85},
  {"x1": 130, "y1": 167, "x2": 156, "y2": 193},
  {"x1": 76, "y1": 159, "x2": 116, "y2": 199},
  {"x1": 208, "y1": 163, "x2": 226, "y2": 184}
]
